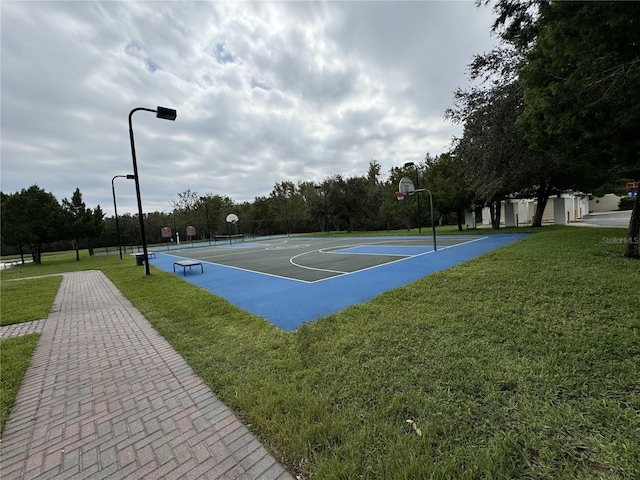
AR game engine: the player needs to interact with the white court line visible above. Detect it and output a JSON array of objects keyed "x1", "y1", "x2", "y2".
[{"x1": 289, "y1": 250, "x2": 349, "y2": 274}]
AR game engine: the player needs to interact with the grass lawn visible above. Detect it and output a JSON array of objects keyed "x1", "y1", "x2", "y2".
[
  {"x1": 0, "y1": 275, "x2": 62, "y2": 326},
  {"x1": 0, "y1": 334, "x2": 40, "y2": 433},
  {"x1": 1, "y1": 227, "x2": 638, "y2": 478}
]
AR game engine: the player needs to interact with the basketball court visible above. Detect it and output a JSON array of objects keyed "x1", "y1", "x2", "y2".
[{"x1": 146, "y1": 234, "x2": 526, "y2": 331}]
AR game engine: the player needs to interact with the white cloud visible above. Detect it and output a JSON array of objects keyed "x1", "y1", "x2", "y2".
[{"x1": 1, "y1": 0, "x2": 498, "y2": 215}]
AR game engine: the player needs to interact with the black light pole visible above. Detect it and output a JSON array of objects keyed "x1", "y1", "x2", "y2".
[
  {"x1": 111, "y1": 174, "x2": 135, "y2": 259},
  {"x1": 129, "y1": 106, "x2": 177, "y2": 275},
  {"x1": 404, "y1": 162, "x2": 421, "y2": 234}
]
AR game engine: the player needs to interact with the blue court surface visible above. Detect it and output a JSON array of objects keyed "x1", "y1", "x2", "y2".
[{"x1": 148, "y1": 234, "x2": 526, "y2": 331}]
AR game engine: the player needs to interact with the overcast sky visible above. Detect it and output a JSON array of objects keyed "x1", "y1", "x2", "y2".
[{"x1": 1, "y1": 1, "x2": 499, "y2": 216}]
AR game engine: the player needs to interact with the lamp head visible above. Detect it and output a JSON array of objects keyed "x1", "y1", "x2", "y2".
[{"x1": 156, "y1": 106, "x2": 177, "y2": 121}]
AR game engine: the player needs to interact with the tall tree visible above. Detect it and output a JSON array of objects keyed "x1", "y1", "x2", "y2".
[
  {"x1": 1, "y1": 186, "x2": 64, "y2": 264},
  {"x1": 171, "y1": 189, "x2": 201, "y2": 212},
  {"x1": 87, "y1": 205, "x2": 105, "y2": 255},
  {"x1": 61, "y1": 188, "x2": 104, "y2": 260},
  {"x1": 519, "y1": 2, "x2": 640, "y2": 257},
  {"x1": 425, "y1": 153, "x2": 474, "y2": 231},
  {"x1": 270, "y1": 181, "x2": 296, "y2": 234},
  {"x1": 364, "y1": 160, "x2": 386, "y2": 230},
  {"x1": 447, "y1": 37, "x2": 568, "y2": 229},
  {"x1": 448, "y1": 77, "x2": 534, "y2": 229}
]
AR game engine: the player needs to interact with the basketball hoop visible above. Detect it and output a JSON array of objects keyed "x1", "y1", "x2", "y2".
[{"x1": 395, "y1": 191, "x2": 406, "y2": 204}]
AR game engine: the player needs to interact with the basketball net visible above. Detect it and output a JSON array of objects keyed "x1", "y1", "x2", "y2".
[{"x1": 395, "y1": 191, "x2": 406, "y2": 204}]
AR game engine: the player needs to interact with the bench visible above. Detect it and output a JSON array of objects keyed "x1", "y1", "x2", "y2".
[{"x1": 173, "y1": 260, "x2": 204, "y2": 275}]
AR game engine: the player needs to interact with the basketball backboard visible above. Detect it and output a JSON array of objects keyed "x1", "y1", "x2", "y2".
[{"x1": 399, "y1": 176, "x2": 415, "y2": 194}]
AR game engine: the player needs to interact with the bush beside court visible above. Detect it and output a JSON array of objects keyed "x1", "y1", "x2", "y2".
[{"x1": 1, "y1": 226, "x2": 638, "y2": 478}]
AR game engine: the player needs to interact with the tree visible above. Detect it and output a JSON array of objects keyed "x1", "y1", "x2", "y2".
[
  {"x1": 1, "y1": 192, "x2": 27, "y2": 260},
  {"x1": 1, "y1": 186, "x2": 64, "y2": 264},
  {"x1": 447, "y1": 36, "x2": 574, "y2": 229},
  {"x1": 61, "y1": 188, "x2": 105, "y2": 260},
  {"x1": 87, "y1": 205, "x2": 105, "y2": 254},
  {"x1": 171, "y1": 189, "x2": 201, "y2": 211},
  {"x1": 363, "y1": 160, "x2": 387, "y2": 230},
  {"x1": 518, "y1": 2, "x2": 640, "y2": 257},
  {"x1": 343, "y1": 176, "x2": 369, "y2": 232},
  {"x1": 197, "y1": 194, "x2": 232, "y2": 238},
  {"x1": 270, "y1": 181, "x2": 296, "y2": 234},
  {"x1": 425, "y1": 153, "x2": 474, "y2": 231},
  {"x1": 448, "y1": 76, "x2": 536, "y2": 229}
]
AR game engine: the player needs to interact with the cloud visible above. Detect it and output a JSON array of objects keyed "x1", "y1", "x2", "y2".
[{"x1": 1, "y1": 1, "x2": 498, "y2": 215}]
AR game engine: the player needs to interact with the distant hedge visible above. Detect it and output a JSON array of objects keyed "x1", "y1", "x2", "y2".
[{"x1": 618, "y1": 196, "x2": 636, "y2": 210}]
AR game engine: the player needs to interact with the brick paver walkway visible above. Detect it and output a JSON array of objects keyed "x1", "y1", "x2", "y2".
[
  {"x1": 0, "y1": 271, "x2": 293, "y2": 480},
  {"x1": 0, "y1": 319, "x2": 46, "y2": 339}
]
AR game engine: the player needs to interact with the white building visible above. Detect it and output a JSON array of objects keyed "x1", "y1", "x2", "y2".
[
  {"x1": 589, "y1": 193, "x2": 622, "y2": 213},
  {"x1": 481, "y1": 193, "x2": 590, "y2": 227}
]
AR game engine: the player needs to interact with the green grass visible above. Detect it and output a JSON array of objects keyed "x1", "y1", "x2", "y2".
[
  {"x1": 1, "y1": 228, "x2": 638, "y2": 478},
  {"x1": 0, "y1": 275, "x2": 63, "y2": 326},
  {"x1": 0, "y1": 334, "x2": 40, "y2": 433}
]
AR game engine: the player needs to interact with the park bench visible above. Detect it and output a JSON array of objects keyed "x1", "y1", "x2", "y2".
[{"x1": 173, "y1": 260, "x2": 204, "y2": 275}]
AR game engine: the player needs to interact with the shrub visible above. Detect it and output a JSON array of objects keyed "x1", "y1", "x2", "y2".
[{"x1": 618, "y1": 196, "x2": 636, "y2": 210}]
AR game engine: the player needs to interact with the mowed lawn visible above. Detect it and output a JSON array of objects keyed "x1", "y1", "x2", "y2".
[{"x1": 1, "y1": 226, "x2": 638, "y2": 479}]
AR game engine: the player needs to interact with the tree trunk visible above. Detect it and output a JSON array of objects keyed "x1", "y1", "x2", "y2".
[
  {"x1": 489, "y1": 200, "x2": 502, "y2": 230},
  {"x1": 74, "y1": 240, "x2": 80, "y2": 261},
  {"x1": 623, "y1": 193, "x2": 640, "y2": 259},
  {"x1": 457, "y1": 210, "x2": 464, "y2": 231},
  {"x1": 532, "y1": 181, "x2": 553, "y2": 227},
  {"x1": 32, "y1": 244, "x2": 42, "y2": 264}
]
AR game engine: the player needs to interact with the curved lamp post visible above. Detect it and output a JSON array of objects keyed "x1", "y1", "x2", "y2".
[
  {"x1": 111, "y1": 174, "x2": 135, "y2": 260},
  {"x1": 129, "y1": 106, "x2": 177, "y2": 275}
]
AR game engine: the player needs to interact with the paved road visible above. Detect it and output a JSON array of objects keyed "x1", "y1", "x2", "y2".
[
  {"x1": 575, "y1": 210, "x2": 632, "y2": 228},
  {"x1": 0, "y1": 271, "x2": 293, "y2": 480}
]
